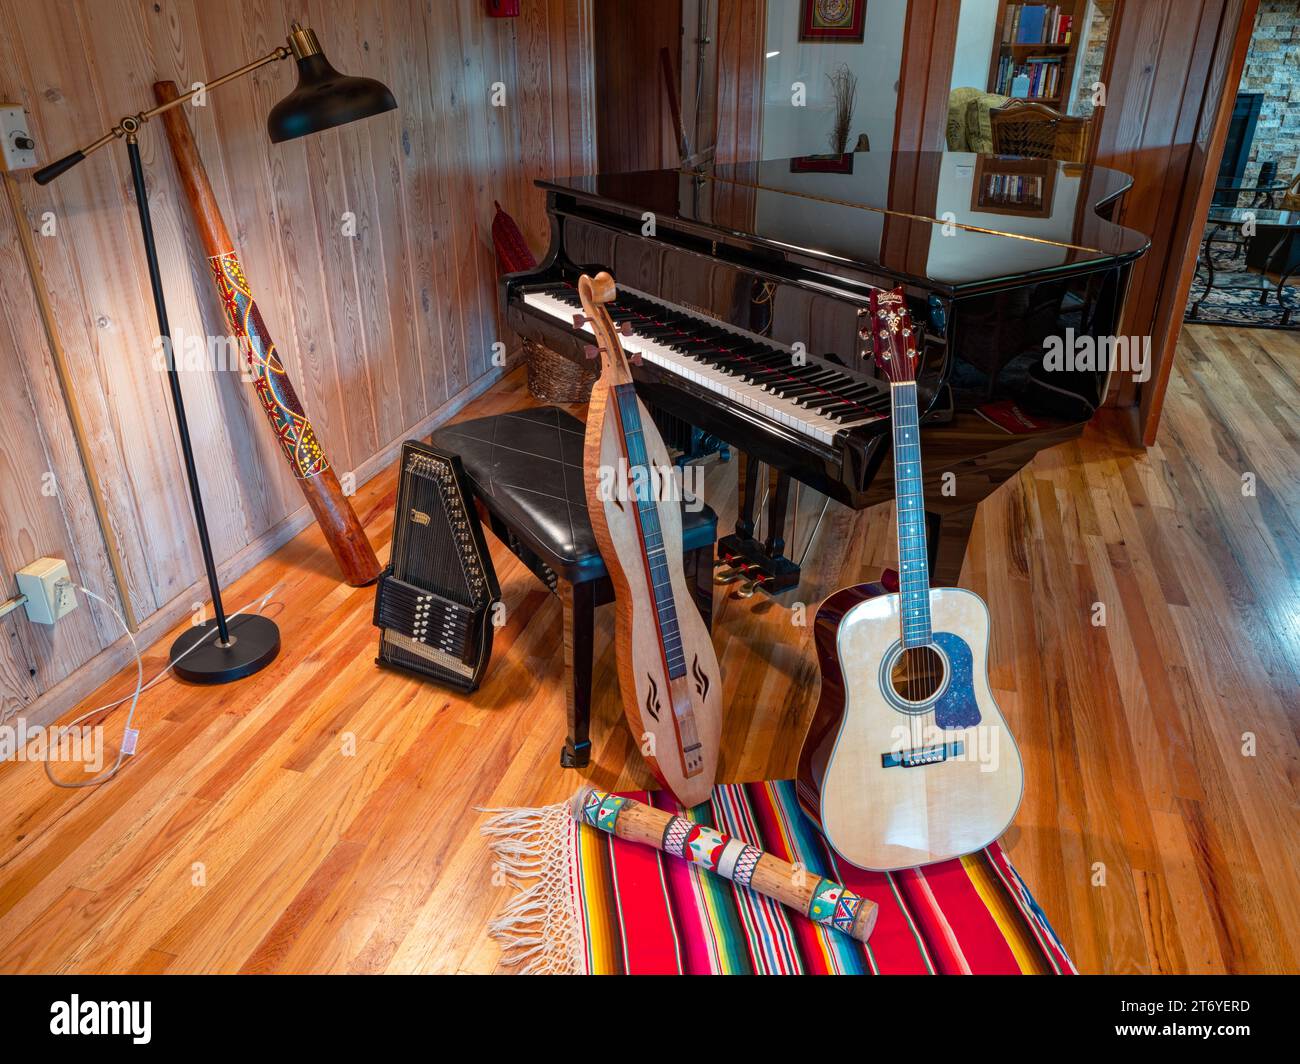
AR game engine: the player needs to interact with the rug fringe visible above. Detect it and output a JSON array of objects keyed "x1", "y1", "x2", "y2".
[{"x1": 479, "y1": 803, "x2": 584, "y2": 975}]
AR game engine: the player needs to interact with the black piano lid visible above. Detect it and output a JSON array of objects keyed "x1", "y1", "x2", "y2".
[{"x1": 536, "y1": 151, "x2": 1150, "y2": 297}]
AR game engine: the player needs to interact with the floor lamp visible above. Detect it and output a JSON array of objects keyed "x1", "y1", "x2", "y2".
[{"x1": 34, "y1": 24, "x2": 396, "y2": 683}]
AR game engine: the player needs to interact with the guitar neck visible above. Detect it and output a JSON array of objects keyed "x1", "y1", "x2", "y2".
[
  {"x1": 614, "y1": 385, "x2": 687, "y2": 678},
  {"x1": 891, "y1": 382, "x2": 932, "y2": 647}
]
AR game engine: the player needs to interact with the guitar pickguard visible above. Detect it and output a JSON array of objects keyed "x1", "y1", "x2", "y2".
[{"x1": 930, "y1": 631, "x2": 981, "y2": 730}]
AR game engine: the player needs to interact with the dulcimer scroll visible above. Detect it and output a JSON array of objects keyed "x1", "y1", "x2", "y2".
[
  {"x1": 579, "y1": 271, "x2": 723, "y2": 809},
  {"x1": 152, "y1": 80, "x2": 380, "y2": 588}
]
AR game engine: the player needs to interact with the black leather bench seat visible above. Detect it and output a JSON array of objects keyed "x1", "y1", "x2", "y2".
[{"x1": 431, "y1": 405, "x2": 717, "y2": 585}]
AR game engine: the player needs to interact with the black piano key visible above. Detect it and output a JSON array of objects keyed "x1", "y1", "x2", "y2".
[
  {"x1": 805, "y1": 393, "x2": 871, "y2": 414},
  {"x1": 786, "y1": 377, "x2": 860, "y2": 402},
  {"x1": 767, "y1": 380, "x2": 831, "y2": 399},
  {"x1": 781, "y1": 369, "x2": 845, "y2": 389}
]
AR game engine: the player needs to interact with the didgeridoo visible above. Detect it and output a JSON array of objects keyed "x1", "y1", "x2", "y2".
[
  {"x1": 152, "y1": 80, "x2": 380, "y2": 587},
  {"x1": 571, "y1": 787, "x2": 877, "y2": 944}
]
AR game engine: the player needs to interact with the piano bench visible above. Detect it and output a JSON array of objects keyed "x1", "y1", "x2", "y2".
[{"x1": 429, "y1": 406, "x2": 717, "y2": 769}]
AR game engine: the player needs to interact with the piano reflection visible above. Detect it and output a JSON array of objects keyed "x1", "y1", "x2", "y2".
[{"x1": 503, "y1": 152, "x2": 1149, "y2": 593}]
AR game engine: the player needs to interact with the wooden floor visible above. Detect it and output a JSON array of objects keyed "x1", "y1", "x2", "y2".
[{"x1": 1, "y1": 323, "x2": 1297, "y2": 974}]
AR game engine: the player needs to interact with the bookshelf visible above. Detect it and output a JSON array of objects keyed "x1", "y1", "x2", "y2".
[
  {"x1": 987, "y1": 1, "x2": 1084, "y2": 109},
  {"x1": 971, "y1": 155, "x2": 1057, "y2": 218}
]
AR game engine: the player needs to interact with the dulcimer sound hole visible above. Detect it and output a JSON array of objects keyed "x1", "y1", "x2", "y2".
[{"x1": 889, "y1": 644, "x2": 946, "y2": 703}]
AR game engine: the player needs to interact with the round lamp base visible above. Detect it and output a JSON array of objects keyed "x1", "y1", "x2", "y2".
[{"x1": 170, "y1": 614, "x2": 281, "y2": 684}]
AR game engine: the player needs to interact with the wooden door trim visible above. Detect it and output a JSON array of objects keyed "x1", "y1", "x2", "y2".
[
  {"x1": 1138, "y1": 0, "x2": 1259, "y2": 444},
  {"x1": 891, "y1": 0, "x2": 960, "y2": 154}
]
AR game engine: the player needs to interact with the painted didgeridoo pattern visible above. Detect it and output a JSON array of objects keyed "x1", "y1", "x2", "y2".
[
  {"x1": 153, "y1": 79, "x2": 380, "y2": 587},
  {"x1": 572, "y1": 787, "x2": 878, "y2": 943}
]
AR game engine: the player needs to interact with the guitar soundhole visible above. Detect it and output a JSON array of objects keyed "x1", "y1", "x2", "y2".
[{"x1": 889, "y1": 645, "x2": 946, "y2": 703}]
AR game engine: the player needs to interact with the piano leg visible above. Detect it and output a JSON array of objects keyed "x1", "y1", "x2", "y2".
[
  {"x1": 764, "y1": 470, "x2": 792, "y2": 559},
  {"x1": 717, "y1": 456, "x2": 803, "y2": 596},
  {"x1": 925, "y1": 506, "x2": 977, "y2": 588},
  {"x1": 736, "y1": 451, "x2": 762, "y2": 540}
]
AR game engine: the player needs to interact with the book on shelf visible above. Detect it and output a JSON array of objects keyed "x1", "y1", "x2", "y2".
[
  {"x1": 1001, "y1": 4, "x2": 1074, "y2": 46},
  {"x1": 994, "y1": 54, "x2": 1064, "y2": 99},
  {"x1": 982, "y1": 172, "x2": 1046, "y2": 207}
]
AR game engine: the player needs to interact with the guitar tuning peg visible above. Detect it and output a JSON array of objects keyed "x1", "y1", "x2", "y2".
[
  {"x1": 572, "y1": 313, "x2": 591, "y2": 328},
  {"x1": 583, "y1": 343, "x2": 601, "y2": 361}
]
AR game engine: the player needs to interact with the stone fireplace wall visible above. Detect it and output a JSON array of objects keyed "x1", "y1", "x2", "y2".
[{"x1": 1239, "y1": 0, "x2": 1300, "y2": 188}]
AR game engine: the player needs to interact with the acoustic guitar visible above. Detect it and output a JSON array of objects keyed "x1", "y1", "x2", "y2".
[
  {"x1": 579, "y1": 271, "x2": 723, "y2": 809},
  {"x1": 796, "y1": 287, "x2": 1023, "y2": 871}
]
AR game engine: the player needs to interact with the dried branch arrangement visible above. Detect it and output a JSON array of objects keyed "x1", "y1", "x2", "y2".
[{"x1": 827, "y1": 63, "x2": 858, "y2": 155}]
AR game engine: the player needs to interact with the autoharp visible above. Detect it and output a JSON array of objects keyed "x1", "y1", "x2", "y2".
[
  {"x1": 580, "y1": 271, "x2": 723, "y2": 809},
  {"x1": 374, "y1": 441, "x2": 500, "y2": 692}
]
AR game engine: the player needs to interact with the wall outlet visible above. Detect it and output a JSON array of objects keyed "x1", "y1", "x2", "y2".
[
  {"x1": 0, "y1": 104, "x2": 38, "y2": 172},
  {"x1": 16, "y1": 558, "x2": 77, "y2": 625}
]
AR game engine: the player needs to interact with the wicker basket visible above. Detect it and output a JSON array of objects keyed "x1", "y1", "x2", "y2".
[{"x1": 524, "y1": 338, "x2": 597, "y2": 404}]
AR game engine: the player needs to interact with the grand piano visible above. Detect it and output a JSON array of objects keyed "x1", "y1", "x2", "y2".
[{"x1": 503, "y1": 151, "x2": 1149, "y2": 592}]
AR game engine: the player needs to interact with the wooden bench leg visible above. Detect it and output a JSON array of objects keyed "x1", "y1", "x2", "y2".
[{"x1": 560, "y1": 580, "x2": 593, "y2": 768}]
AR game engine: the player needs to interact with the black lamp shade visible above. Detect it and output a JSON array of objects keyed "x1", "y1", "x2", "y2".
[{"x1": 267, "y1": 54, "x2": 397, "y2": 143}]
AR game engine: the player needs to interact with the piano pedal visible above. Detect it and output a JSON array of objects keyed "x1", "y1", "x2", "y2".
[
  {"x1": 713, "y1": 561, "x2": 754, "y2": 586},
  {"x1": 733, "y1": 574, "x2": 770, "y2": 599},
  {"x1": 715, "y1": 534, "x2": 802, "y2": 596}
]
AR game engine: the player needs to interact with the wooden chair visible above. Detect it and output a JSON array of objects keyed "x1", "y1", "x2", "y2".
[{"x1": 989, "y1": 101, "x2": 1090, "y2": 163}]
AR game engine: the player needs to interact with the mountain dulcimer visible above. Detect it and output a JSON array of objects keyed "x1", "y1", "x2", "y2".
[{"x1": 579, "y1": 271, "x2": 723, "y2": 809}]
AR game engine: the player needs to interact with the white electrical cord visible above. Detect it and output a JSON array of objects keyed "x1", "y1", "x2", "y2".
[
  {"x1": 44, "y1": 585, "x2": 143, "y2": 789},
  {"x1": 43, "y1": 582, "x2": 281, "y2": 789}
]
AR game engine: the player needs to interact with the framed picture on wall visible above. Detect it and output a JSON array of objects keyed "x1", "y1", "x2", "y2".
[{"x1": 799, "y1": 0, "x2": 867, "y2": 42}]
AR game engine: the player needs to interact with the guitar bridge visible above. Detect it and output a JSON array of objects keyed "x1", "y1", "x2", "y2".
[{"x1": 881, "y1": 740, "x2": 964, "y2": 768}]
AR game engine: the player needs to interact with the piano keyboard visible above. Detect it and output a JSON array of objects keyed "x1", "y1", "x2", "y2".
[{"x1": 522, "y1": 283, "x2": 890, "y2": 447}]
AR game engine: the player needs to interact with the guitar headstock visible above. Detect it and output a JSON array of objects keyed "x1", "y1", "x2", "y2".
[{"x1": 867, "y1": 286, "x2": 919, "y2": 385}]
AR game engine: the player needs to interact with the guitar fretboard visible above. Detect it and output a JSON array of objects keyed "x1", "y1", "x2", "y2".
[
  {"x1": 892, "y1": 382, "x2": 932, "y2": 647},
  {"x1": 614, "y1": 384, "x2": 687, "y2": 678}
]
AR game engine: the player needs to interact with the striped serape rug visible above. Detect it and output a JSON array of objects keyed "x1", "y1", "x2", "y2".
[{"x1": 483, "y1": 779, "x2": 1075, "y2": 975}]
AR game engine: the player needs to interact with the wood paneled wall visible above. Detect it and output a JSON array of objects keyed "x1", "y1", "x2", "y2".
[
  {"x1": 891, "y1": 0, "x2": 960, "y2": 153},
  {"x1": 712, "y1": 0, "x2": 766, "y2": 165},
  {"x1": 0, "y1": 0, "x2": 594, "y2": 724},
  {"x1": 594, "y1": 0, "x2": 682, "y2": 172}
]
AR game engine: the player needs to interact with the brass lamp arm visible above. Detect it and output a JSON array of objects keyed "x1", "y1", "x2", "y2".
[{"x1": 34, "y1": 44, "x2": 292, "y2": 184}]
